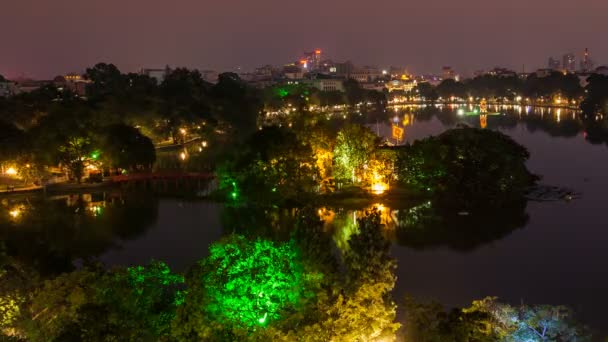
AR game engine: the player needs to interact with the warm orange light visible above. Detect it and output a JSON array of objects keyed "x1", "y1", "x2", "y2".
[
  {"x1": 300, "y1": 60, "x2": 307, "y2": 65},
  {"x1": 371, "y1": 182, "x2": 388, "y2": 195},
  {"x1": 5, "y1": 167, "x2": 17, "y2": 175},
  {"x1": 315, "y1": 49, "x2": 321, "y2": 54},
  {"x1": 9, "y1": 208, "x2": 21, "y2": 218}
]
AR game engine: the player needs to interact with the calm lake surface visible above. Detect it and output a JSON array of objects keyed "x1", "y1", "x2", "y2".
[{"x1": 3, "y1": 105, "x2": 608, "y2": 335}]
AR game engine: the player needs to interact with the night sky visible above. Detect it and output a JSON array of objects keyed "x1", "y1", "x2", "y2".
[{"x1": 2, "y1": 0, "x2": 607, "y2": 79}]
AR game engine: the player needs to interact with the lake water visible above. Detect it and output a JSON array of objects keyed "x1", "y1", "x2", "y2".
[{"x1": 2, "y1": 105, "x2": 608, "y2": 336}]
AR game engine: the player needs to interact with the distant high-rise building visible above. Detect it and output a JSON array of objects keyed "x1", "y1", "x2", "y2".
[
  {"x1": 548, "y1": 57, "x2": 561, "y2": 70},
  {"x1": 442, "y1": 66, "x2": 456, "y2": 80},
  {"x1": 302, "y1": 49, "x2": 322, "y2": 71},
  {"x1": 580, "y1": 48, "x2": 594, "y2": 73},
  {"x1": 562, "y1": 53, "x2": 576, "y2": 73}
]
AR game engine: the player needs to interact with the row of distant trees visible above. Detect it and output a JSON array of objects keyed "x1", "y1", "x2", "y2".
[
  {"x1": 411, "y1": 71, "x2": 608, "y2": 112},
  {"x1": 0, "y1": 63, "x2": 266, "y2": 182}
]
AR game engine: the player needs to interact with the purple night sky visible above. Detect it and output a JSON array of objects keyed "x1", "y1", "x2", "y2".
[{"x1": 1, "y1": 0, "x2": 607, "y2": 79}]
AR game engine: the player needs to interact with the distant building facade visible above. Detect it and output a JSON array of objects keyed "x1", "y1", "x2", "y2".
[
  {"x1": 54, "y1": 73, "x2": 90, "y2": 96},
  {"x1": 441, "y1": 66, "x2": 457, "y2": 81},
  {"x1": 385, "y1": 79, "x2": 417, "y2": 92},
  {"x1": 349, "y1": 66, "x2": 382, "y2": 83},
  {"x1": 562, "y1": 53, "x2": 576, "y2": 73},
  {"x1": 140, "y1": 66, "x2": 171, "y2": 84},
  {"x1": 307, "y1": 78, "x2": 345, "y2": 92}
]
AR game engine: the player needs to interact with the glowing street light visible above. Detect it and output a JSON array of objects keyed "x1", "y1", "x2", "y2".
[{"x1": 5, "y1": 167, "x2": 17, "y2": 175}]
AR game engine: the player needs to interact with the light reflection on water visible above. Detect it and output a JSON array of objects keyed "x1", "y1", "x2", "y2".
[{"x1": 2, "y1": 106, "x2": 608, "y2": 335}]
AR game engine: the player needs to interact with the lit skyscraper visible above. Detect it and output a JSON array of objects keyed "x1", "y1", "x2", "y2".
[{"x1": 562, "y1": 53, "x2": 576, "y2": 73}]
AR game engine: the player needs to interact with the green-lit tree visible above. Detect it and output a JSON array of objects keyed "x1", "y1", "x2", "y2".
[
  {"x1": 217, "y1": 126, "x2": 318, "y2": 203},
  {"x1": 10, "y1": 262, "x2": 183, "y2": 341},
  {"x1": 173, "y1": 235, "x2": 322, "y2": 340}
]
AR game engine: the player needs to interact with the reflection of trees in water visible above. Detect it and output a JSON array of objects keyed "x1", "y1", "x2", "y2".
[
  {"x1": 219, "y1": 205, "x2": 299, "y2": 242},
  {"x1": 0, "y1": 192, "x2": 158, "y2": 275},
  {"x1": 582, "y1": 116, "x2": 608, "y2": 146},
  {"x1": 397, "y1": 106, "x2": 608, "y2": 142},
  {"x1": 394, "y1": 199, "x2": 529, "y2": 251},
  {"x1": 221, "y1": 200, "x2": 529, "y2": 254}
]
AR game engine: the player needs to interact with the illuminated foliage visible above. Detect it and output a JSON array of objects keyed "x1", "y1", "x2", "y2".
[
  {"x1": 333, "y1": 124, "x2": 380, "y2": 183},
  {"x1": 300, "y1": 210, "x2": 399, "y2": 341},
  {"x1": 97, "y1": 261, "x2": 185, "y2": 338},
  {"x1": 332, "y1": 211, "x2": 359, "y2": 252},
  {"x1": 344, "y1": 209, "x2": 395, "y2": 286},
  {"x1": 403, "y1": 296, "x2": 590, "y2": 342},
  {"x1": 10, "y1": 262, "x2": 183, "y2": 341},
  {"x1": 468, "y1": 297, "x2": 591, "y2": 341},
  {"x1": 217, "y1": 126, "x2": 318, "y2": 203},
  {"x1": 175, "y1": 236, "x2": 321, "y2": 339}
]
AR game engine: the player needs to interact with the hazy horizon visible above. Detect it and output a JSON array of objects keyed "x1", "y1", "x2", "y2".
[{"x1": 2, "y1": 0, "x2": 607, "y2": 79}]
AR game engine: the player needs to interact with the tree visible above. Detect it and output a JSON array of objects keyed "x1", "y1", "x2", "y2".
[
  {"x1": 11, "y1": 262, "x2": 183, "y2": 341},
  {"x1": 84, "y1": 63, "x2": 127, "y2": 101},
  {"x1": 415, "y1": 82, "x2": 438, "y2": 102},
  {"x1": 218, "y1": 126, "x2": 318, "y2": 203},
  {"x1": 396, "y1": 127, "x2": 537, "y2": 207},
  {"x1": 468, "y1": 297, "x2": 591, "y2": 341},
  {"x1": 98, "y1": 124, "x2": 156, "y2": 171},
  {"x1": 403, "y1": 296, "x2": 498, "y2": 341},
  {"x1": 581, "y1": 74, "x2": 608, "y2": 114},
  {"x1": 343, "y1": 79, "x2": 365, "y2": 106},
  {"x1": 173, "y1": 236, "x2": 322, "y2": 340},
  {"x1": 436, "y1": 79, "x2": 466, "y2": 99},
  {"x1": 403, "y1": 296, "x2": 590, "y2": 341},
  {"x1": 28, "y1": 103, "x2": 98, "y2": 183},
  {"x1": 333, "y1": 124, "x2": 380, "y2": 184},
  {"x1": 210, "y1": 72, "x2": 262, "y2": 138},
  {"x1": 0, "y1": 121, "x2": 26, "y2": 165}
]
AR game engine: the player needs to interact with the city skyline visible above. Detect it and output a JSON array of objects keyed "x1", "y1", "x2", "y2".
[{"x1": 2, "y1": 0, "x2": 607, "y2": 79}]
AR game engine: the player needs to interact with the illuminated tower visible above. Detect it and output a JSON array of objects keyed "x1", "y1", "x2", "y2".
[
  {"x1": 302, "y1": 49, "x2": 322, "y2": 71},
  {"x1": 313, "y1": 49, "x2": 321, "y2": 70}
]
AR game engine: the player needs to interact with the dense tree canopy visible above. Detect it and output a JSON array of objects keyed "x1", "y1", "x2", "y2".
[
  {"x1": 404, "y1": 296, "x2": 590, "y2": 341},
  {"x1": 218, "y1": 126, "x2": 318, "y2": 203},
  {"x1": 98, "y1": 124, "x2": 156, "y2": 171},
  {"x1": 396, "y1": 127, "x2": 537, "y2": 207}
]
